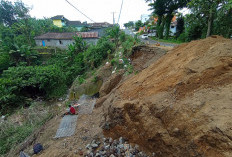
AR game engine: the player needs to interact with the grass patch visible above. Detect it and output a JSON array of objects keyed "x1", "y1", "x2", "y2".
[
  {"x1": 0, "y1": 102, "x2": 54, "y2": 155},
  {"x1": 150, "y1": 37, "x2": 184, "y2": 44}
]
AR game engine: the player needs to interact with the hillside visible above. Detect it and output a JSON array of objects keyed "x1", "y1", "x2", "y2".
[
  {"x1": 11, "y1": 36, "x2": 232, "y2": 157},
  {"x1": 102, "y1": 36, "x2": 232, "y2": 156}
]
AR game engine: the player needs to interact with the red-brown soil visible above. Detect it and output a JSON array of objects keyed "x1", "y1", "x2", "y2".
[{"x1": 102, "y1": 36, "x2": 232, "y2": 157}]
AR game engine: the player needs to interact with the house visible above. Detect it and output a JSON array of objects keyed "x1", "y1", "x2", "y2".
[
  {"x1": 88, "y1": 22, "x2": 113, "y2": 37},
  {"x1": 169, "y1": 16, "x2": 177, "y2": 36},
  {"x1": 51, "y1": 15, "x2": 68, "y2": 27},
  {"x1": 50, "y1": 15, "x2": 89, "y2": 31},
  {"x1": 139, "y1": 16, "x2": 178, "y2": 36},
  {"x1": 67, "y1": 21, "x2": 89, "y2": 31},
  {"x1": 34, "y1": 32, "x2": 99, "y2": 49}
]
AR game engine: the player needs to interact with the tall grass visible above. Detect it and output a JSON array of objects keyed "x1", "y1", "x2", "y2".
[{"x1": 0, "y1": 102, "x2": 54, "y2": 155}]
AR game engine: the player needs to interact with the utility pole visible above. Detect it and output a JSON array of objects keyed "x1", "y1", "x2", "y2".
[{"x1": 111, "y1": 12, "x2": 116, "y2": 25}]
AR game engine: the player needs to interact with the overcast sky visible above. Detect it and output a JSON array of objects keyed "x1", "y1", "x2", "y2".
[{"x1": 9, "y1": 0, "x2": 152, "y2": 27}]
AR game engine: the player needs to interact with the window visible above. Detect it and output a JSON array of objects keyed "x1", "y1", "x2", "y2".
[{"x1": 59, "y1": 40, "x2": 62, "y2": 44}]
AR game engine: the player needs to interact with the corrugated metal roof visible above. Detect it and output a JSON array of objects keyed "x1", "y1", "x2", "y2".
[
  {"x1": 89, "y1": 22, "x2": 113, "y2": 28},
  {"x1": 34, "y1": 32, "x2": 98, "y2": 40},
  {"x1": 76, "y1": 32, "x2": 98, "y2": 38}
]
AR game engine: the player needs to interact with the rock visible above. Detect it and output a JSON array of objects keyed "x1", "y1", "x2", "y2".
[
  {"x1": 101, "y1": 150, "x2": 106, "y2": 155},
  {"x1": 109, "y1": 137, "x2": 113, "y2": 143},
  {"x1": 118, "y1": 144, "x2": 124, "y2": 149},
  {"x1": 110, "y1": 154, "x2": 115, "y2": 157},
  {"x1": 88, "y1": 152, "x2": 94, "y2": 157},
  {"x1": 173, "y1": 128, "x2": 179, "y2": 133},
  {"x1": 104, "y1": 145, "x2": 110, "y2": 150},
  {"x1": 86, "y1": 144, "x2": 91, "y2": 149},
  {"x1": 124, "y1": 144, "x2": 130, "y2": 150},
  {"x1": 91, "y1": 143, "x2": 99, "y2": 148},
  {"x1": 119, "y1": 137, "x2": 125, "y2": 144}
]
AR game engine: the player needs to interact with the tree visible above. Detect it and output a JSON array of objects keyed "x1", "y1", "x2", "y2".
[
  {"x1": 146, "y1": 0, "x2": 189, "y2": 39},
  {"x1": 135, "y1": 20, "x2": 143, "y2": 31},
  {"x1": 214, "y1": 1, "x2": 232, "y2": 38},
  {"x1": 188, "y1": 0, "x2": 228, "y2": 37},
  {"x1": 0, "y1": 0, "x2": 29, "y2": 26},
  {"x1": 176, "y1": 15, "x2": 185, "y2": 37},
  {"x1": 124, "y1": 21, "x2": 134, "y2": 28},
  {"x1": 107, "y1": 25, "x2": 121, "y2": 48},
  {"x1": 146, "y1": 0, "x2": 166, "y2": 38}
]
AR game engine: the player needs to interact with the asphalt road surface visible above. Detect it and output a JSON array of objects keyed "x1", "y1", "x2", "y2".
[{"x1": 123, "y1": 29, "x2": 178, "y2": 47}]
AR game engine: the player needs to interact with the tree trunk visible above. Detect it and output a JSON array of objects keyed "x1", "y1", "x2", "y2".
[
  {"x1": 159, "y1": 20, "x2": 165, "y2": 39},
  {"x1": 157, "y1": 15, "x2": 164, "y2": 39},
  {"x1": 164, "y1": 14, "x2": 173, "y2": 40},
  {"x1": 206, "y1": 8, "x2": 213, "y2": 37}
]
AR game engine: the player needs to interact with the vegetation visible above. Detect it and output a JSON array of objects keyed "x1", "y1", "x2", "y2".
[
  {"x1": 0, "y1": 1, "x2": 139, "y2": 155},
  {"x1": 124, "y1": 0, "x2": 231, "y2": 43},
  {"x1": 135, "y1": 20, "x2": 144, "y2": 31},
  {"x1": 0, "y1": 0, "x2": 138, "y2": 114},
  {"x1": 151, "y1": 37, "x2": 184, "y2": 44},
  {"x1": 124, "y1": 21, "x2": 134, "y2": 28},
  {"x1": 0, "y1": 102, "x2": 54, "y2": 155}
]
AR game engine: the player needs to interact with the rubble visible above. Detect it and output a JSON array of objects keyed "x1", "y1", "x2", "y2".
[{"x1": 84, "y1": 137, "x2": 151, "y2": 157}]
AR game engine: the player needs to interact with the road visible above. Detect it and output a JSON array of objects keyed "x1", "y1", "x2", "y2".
[{"x1": 123, "y1": 29, "x2": 178, "y2": 47}]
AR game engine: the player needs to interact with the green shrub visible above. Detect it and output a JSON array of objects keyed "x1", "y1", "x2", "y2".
[
  {"x1": 84, "y1": 37, "x2": 115, "y2": 69},
  {"x1": 0, "y1": 52, "x2": 10, "y2": 73},
  {"x1": 0, "y1": 65, "x2": 67, "y2": 112},
  {"x1": 77, "y1": 75, "x2": 86, "y2": 85},
  {"x1": 177, "y1": 32, "x2": 188, "y2": 42}
]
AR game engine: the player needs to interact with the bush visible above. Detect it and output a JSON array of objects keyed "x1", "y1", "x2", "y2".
[
  {"x1": 0, "y1": 65, "x2": 67, "y2": 112},
  {"x1": 84, "y1": 37, "x2": 115, "y2": 69},
  {"x1": 177, "y1": 32, "x2": 188, "y2": 42},
  {"x1": 0, "y1": 52, "x2": 10, "y2": 73}
]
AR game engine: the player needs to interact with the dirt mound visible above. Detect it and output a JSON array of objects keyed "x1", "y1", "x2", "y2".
[
  {"x1": 131, "y1": 45, "x2": 166, "y2": 72},
  {"x1": 101, "y1": 36, "x2": 232, "y2": 157}
]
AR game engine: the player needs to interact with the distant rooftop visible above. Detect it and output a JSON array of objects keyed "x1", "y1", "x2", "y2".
[
  {"x1": 34, "y1": 32, "x2": 99, "y2": 40},
  {"x1": 51, "y1": 15, "x2": 67, "y2": 20},
  {"x1": 67, "y1": 21, "x2": 89, "y2": 27},
  {"x1": 89, "y1": 22, "x2": 113, "y2": 28}
]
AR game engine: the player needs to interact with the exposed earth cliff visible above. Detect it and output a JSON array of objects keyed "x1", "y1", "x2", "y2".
[{"x1": 101, "y1": 36, "x2": 232, "y2": 157}]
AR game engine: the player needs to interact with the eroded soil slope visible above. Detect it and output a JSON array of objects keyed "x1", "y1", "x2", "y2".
[
  {"x1": 14, "y1": 45, "x2": 167, "y2": 157},
  {"x1": 102, "y1": 36, "x2": 232, "y2": 157}
]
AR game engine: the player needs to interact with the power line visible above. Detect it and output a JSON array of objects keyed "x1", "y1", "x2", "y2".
[
  {"x1": 65, "y1": 0, "x2": 95, "y2": 23},
  {"x1": 117, "y1": 0, "x2": 124, "y2": 24}
]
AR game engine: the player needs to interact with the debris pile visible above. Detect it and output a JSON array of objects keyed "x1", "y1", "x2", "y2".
[{"x1": 85, "y1": 137, "x2": 150, "y2": 157}]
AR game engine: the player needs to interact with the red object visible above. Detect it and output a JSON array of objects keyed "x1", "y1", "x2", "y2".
[{"x1": 70, "y1": 106, "x2": 76, "y2": 114}]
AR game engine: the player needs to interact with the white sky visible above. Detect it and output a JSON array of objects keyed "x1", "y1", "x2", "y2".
[{"x1": 9, "y1": 0, "x2": 152, "y2": 27}]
